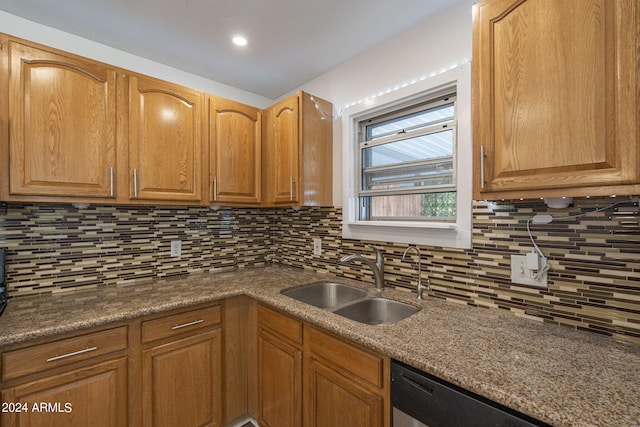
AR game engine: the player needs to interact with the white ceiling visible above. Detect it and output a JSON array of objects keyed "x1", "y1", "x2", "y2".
[{"x1": 0, "y1": 0, "x2": 464, "y2": 99}]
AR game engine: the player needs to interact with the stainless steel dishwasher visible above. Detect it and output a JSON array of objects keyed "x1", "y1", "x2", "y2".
[{"x1": 391, "y1": 360, "x2": 548, "y2": 427}]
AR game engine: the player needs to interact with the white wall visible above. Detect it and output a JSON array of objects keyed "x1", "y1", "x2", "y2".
[
  {"x1": 293, "y1": 0, "x2": 475, "y2": 205},
  {"x1": 0, "y1": 11, "x2": 274, "y2": 108}
]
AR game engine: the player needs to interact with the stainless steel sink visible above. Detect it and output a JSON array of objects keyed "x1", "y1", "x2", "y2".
[
  {"x1": 282, "y1": 282, "x2": 420, "y2": 325},
  {"x1": 332, "y1": 297, "x2": 420, "y2": 325},
  {"x1": 281, "y1": 281, "x2": 367, "y2": 309}
]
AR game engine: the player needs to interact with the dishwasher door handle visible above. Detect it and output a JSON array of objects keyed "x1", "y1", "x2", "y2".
[{"x1": 399, "y1": 372, "x2": 434, "y2": 395}]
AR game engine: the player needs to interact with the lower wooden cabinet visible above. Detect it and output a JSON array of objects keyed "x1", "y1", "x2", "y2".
[
  {"x1": 1, "y1": 357, "x2": 128, "y2": 427},
  {"x1": 256, "y1": 304, "x2": 390, "y2": 427},
  {"x1": 257, "y1": 305, "x2": 303, "y2": 427},
  {"x1": 140, "y1": 304, "x2": 223, "y2": 427},
  {"x1": 0, "y1": 325, "x2": 130, "y2": 427},
  {"x1": 1, "y1": 299, "x2": 390, "y2": 427},
  {"x1": 0, "y1": 303, "x2": 223, "y2": 427},
  {"x1": 305, "y1": 327, "x2": 388, "y2": 427},
  {"x1": 306, "y1": 358, "x2": 383, "y2": 427},
  {"x1": 142, "y1": 329, "x2": 222, "y2": 427},
  {"x1": 258, "y1": 330, "x2": 302, "y2": 427}
]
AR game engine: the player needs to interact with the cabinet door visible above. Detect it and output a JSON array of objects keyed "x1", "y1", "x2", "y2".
[
  {"x1": 209, "y1": 97, "x2": 262, "y2": 205},
  {"x1": 7, "y1": 40, "x2": 117, "y2": 199},
  {"x1": 306, "y1": 358, "x2": 383, "y2": 427},
  {"x1": 264, "y1": 95, "x2": 300, "y2": 205},
  {"x1": 1, "y1": 357, "x2": 128, "y2": 427},
  {"x1": 129, "y1": 75, "x2": 203, "y2": 202},
  {"x1": 473, "y1": 0, "x2": 638, "y2": 198},
  {"x1": 257, "y1": 329, "x2": 302, "y2": 427},
  {"x1": 142, "y1": 329, "x2": 222, "y2": 427}
]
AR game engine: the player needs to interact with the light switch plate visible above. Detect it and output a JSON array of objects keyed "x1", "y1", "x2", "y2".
[
  {"x1": 511, "y1": 254, "x2": 547, "y2": 288},
  {"x1": 313, "y1": 238, "x2": 322, "y2": 256},
  {"x1": 170, "y1": 240, "x2": 182, "y2": 257}
]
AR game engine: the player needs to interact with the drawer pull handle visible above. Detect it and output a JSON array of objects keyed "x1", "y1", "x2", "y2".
[
  {"x1": 47, "y1": 346, "x2": 98, "y2": 362},
  {"x1": 171, "y1": 319, "x2": 204, "y2": 330}
]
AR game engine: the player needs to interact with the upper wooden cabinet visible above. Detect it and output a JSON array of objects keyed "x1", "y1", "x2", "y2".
[
  {"x1": 264, "y1": 95, "x2": 300, "y2": 205},
  {"x1": 263, "y1": 91, "x2": 333, "y2": 206},
  {"x1": 128, "y1": 74, "x2": 205, "y2": 203},
  {"x1": 472, "y1": 0, "x2": 639, "y2": 200},
  {"x1": 1, "y1": 35, "x2": 334, "y2": 207},
  {"x1": 208, "y1": 96, "x2": 262, "y2": 205},
  {"x1": 3, "y1": 39, "x2": 118, "y2": 201}
]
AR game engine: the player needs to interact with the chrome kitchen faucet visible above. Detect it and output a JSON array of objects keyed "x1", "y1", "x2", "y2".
[{"x1": 340, "y1": 244, "x2": 385, "y2": 291}]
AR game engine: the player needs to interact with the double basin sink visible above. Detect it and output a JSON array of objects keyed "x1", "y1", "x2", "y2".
[{"x1": 281, "y1": 281, "x2": 420, "y2": 325}]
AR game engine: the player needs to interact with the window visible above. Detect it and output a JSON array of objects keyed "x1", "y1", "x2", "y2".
[
  {"x1": 358, "y1": 92, "x2": 457, "y2": 222},
  {"x1": 341, "y1": 63, "x2": 472, "y2": 249}
]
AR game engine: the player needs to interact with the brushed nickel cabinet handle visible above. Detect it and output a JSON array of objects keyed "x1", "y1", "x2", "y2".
[
  {"x1": 109, "y1": 167, "x2": 114, "y2": 197},
  {"x1": 213, "y1": 176, "x2": 217, "y2": 201},
  {"x1": 290, "y1": 176, "x2": 294, "y2": 201},
  {"x1": 47, "y1": 346, "x2": 98, "y2": 362},
  {"x1": 133, "y1": 169, "x2": 138, "y2": 197},
  {"x1": 480, "y1": 145, "x2": 486, "y2": 190},
  {"x1": 171, "y1": 319, "x2": 204, "y2": 330}
]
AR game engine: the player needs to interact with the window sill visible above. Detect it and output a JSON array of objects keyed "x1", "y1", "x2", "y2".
[
  {"x1": 342, "y1": 220, "x2": 470, "y2": 249},
  {"x1": 345, "y1": 220, "x2": 457, "y2": 230}
]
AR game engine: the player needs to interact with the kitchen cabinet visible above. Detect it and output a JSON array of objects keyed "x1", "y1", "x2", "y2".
[
  {"x1": 223, "y1": 296, "x2": 257, "y2": 425},
  {"x1": 255, "y1": 304, "x2": 390, "y2": 427},
  {"x1": 1, "y1": 34, "x2": 335, "y2": 208},
  {"x1": 128, "y1": 73, "x2": 205, "y2": 204},
  {"x1": 141, "y1": 304, "x2": 223, "y2": 427},
  {"x1": 0, "y1": 303, "x2": 224, "y2": 427},
  {"x1": 472, "y1": 0, "x2": 639, "y2": 200},
  {"x1": 2, "y1": 37, "x2": 119, "y2": 202},
  {"x1": 208, "y1": 96, "x2": 262, "y2": 205},
  {"x1": 306, "y1": 359, "x2": 383, "y2": 427},
  {"x1": 263, "y1": 91, "x2": 333, "y2": 206},
  {"x1": 0, "y1": 326, "x2": 130, "y2": 427},
  {"x1": 305, "y1": 326, "x2": 388, "y2": 427},
  {"x1": 257, "y1": 304, "x2": 303, "y2": 427}
]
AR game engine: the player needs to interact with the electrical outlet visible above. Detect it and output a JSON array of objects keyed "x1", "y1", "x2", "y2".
[
  {"x1": 510, "y1": 254, "x2": 547, "y2": 288},
  {"x1": 170, "y1": 240, "x2": 182, "y2": 257},
  {"x1": 313, "y1": 238, "x2": 322, "y2": 256}
]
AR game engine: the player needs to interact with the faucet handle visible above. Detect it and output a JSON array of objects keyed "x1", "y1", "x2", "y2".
[
  {"x1": 366, "y1": 244, "x2": 385, "y2": 269},
  {"x1": 367, "y1": 244, "x2": 383, "y2": 253}
]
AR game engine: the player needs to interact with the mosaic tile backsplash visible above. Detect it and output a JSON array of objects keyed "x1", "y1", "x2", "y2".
[
  {"x1": 0, "y1": 204, "x2": 271, "y2": 294},
  {"x1": 1, "y1": 198, "x2": 639, "y2": 343}
]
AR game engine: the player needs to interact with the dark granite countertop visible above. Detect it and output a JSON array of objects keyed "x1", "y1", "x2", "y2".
[{"x1": 1, "y1": 266, "x2": 639, "y2": 427}]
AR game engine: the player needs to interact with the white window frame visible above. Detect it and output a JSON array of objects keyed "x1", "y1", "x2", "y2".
[{"x1": 341, "y1": 63, "x2": 472, "y2": 249}]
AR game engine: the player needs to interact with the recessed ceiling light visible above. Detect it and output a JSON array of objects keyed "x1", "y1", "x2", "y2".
[{"x1": 232, "y1": 35, "x2": 248, "y2": 47}]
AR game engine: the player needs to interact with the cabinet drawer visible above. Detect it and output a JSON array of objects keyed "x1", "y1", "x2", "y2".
[
  {"x1": 258, "y1": 304, "x2": 303, "y2": 345},
  {"x1": 2, "y1": 326, "x2": 128, "y2": 381},
  {"x1": 307, "y1": 326, "x2": 384, "y2": 389},
  {"x1": 142, "y1": 305, "x2": 221, "y2": 344}
]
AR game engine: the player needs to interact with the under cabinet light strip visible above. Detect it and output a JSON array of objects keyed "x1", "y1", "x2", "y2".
[{"x1": 339, "y1": 59, "x2": 470, "y2": 114}]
